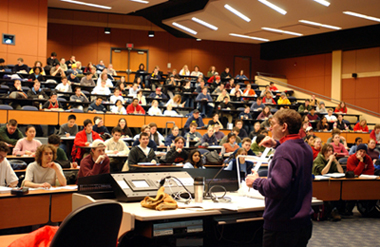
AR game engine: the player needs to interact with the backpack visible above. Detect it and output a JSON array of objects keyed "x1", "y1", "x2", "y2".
[
  {"x1": 9, "y1": 159, "x2": 28, "y2": 170},
  {"x1": 203, "y1": 150, "x2": 223, "y2": 165}
]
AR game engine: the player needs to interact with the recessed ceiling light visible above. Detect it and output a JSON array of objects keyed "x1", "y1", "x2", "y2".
[
  {"x1": 196, "y1": 39, "x2": 202, "y2": 41},
  {"x1": 262, "y1": 27, "x2": 303, "y2": 36},
  {"x1": 148, "y1": 31, "x2": 154, "y2": 37},
  {"x1": 104, "y1": 28, "x2": 111, "y2": 34},
  {"x1": 224, "y1": 4, "x2": 251, "y2": 22},
  {"x1": 299, "y1": 20, "x2": 341, "y2": 30},
  {"x1": 229, "y1": 33, "x2": 269, "y2": 42},
  {"x1": 343, "y1": 11, "x2": 380, "y2": 22},
  {"x1": 60, "y1": 0, "x2": 111, "y2": 9},
  {"x1": 130, "y1": 0, "x2": 149, "y2": 3},
  {"x1": 191, "y1": 17, "x2": 218, "y2": 31},
  {"x1": 313, "y1": 0, "x2": 330, "y2": 7},
  {"x1": 258, "y1": 0, "x2": 287, "y2": 15},
  {"x1": 172, "y1": 22, "x2": 197, "y2": 35}
]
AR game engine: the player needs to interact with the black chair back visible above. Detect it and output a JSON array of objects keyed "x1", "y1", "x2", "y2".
[{"x1": 50, "y1": 201, "x2": 122, "y2": 247}]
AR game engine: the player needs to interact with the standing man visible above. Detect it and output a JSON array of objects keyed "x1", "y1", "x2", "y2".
[
  {"x1": 0, "y1": 119, "x2": 24, "y2": 149},
  {"x1": 246, "y1": 109, "x2": 313, "y2": 247}
]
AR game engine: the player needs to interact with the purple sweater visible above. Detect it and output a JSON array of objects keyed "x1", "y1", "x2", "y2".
[{"x1": 252, "y1": 137, "x2": 313, "y2": 231}]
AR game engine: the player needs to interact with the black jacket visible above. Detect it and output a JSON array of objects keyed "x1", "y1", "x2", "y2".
[{"x1": 128, "y1": 146, "x2": 158, "y2": 165}]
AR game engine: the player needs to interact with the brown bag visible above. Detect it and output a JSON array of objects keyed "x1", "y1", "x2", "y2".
[{"x1": 140, "y1": 186, "x2": 178, "y2": 211}]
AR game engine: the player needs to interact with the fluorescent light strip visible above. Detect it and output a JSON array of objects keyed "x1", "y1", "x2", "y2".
[
  {"x1": 262, "y1": 27, "x2": 303, "y2": 36},
  {"x1": 191, "y1": 17, "x2": 218, "y2": 31},
  {"x1": 258, "y1": 0, "x2": 287, "y2": 15},
  {"x1": 313, "y1": 0, "x2": 330, "y2": 7},
  {"x1": 343, "y1": 11, "x2": 380, "y2": 22},
  {"x1": 299, "y1": 20, "x2": 341, "y2": 30},
  {"x1": 60, "y1": 0, "x2": 111, "y2": 9},
  {"x1": 229, "y1": 33, "x2": 269, "y2": 42},
  {"x1": 172, "y1": 22, "x2": 197, "y2": 35},
  {"x1": 130, "y1": 0, "x2": 149, "y2": 3},
  {"x1": 224, "y1": 4, "x2": 251, "y2": 22}
]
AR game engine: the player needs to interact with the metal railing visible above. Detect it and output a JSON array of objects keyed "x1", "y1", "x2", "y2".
[{"x1": 256, "y1": 72, "x2": 380, "y2": 119}]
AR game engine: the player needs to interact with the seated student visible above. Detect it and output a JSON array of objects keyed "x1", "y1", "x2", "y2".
[
  {"x1": 132, "y1": 125, "x2": 157, "y2": 151},
  {"x1": 251, "y1": 134, "x2": 269, "y2": 156},
  {"x1": 149, "y1": 123, "x2": 165, "y2": 147},
  {"x1": 23, "y1": 144, "x2": 67, "y2": 188},
  {"x1": 48, "y1": 134, "x2": 74, "y2": 169},
  {"x1": 347, "y1": 144, "x2": 375, "y2": 176},
  {"x1": 213, "y1": 123, "x2": 225, "y2": 141},
  {"x1": 316, "y1": 116, "x2": 329, "y2": 131},
  {"x1": 242, "y1": 84, "x2": 256, "y2": 99},
  {"x1": 93, "y1": 116, "x2": 110, "y2": 135},
  {"x1": 250, "y1": 97, "x2": 265, "y2": 112},
  {"x1": 219, "y1": 96, "x2": 235, "y2": 125},
  {"x1": 70, "y1": 87, "x2": 89, "y2": 111},
  {"x1": 105, "y1": 127, "x2": 130, "y2": 172},
  {"x1": 212, "y1": 83, "x2": 225, "y2": 94},
  {"x1": 0, "y1": 119, "x2": 24, "y2": 148},
  {"x1": 225, "y1": 77, "x2": 235, "y2": 90},
  {"x1": 330, "y1": 133, "x2": 349, "y2": 157},
  {"x1": 230, "y1": 84, "x2": 243, "y2": 96},
  {"x1": 96, "y1": 72, "x2": 113, "y2": 87},
  {"x1": 163, "y1": 104, "x2": 180, "y2": 116},
  {"x1": 0, "y1": 142, "x2": 19, "y2": 187},
  {"x1": 367, "y1": 139, "x2": 379, "y2": 164},
  {"x1": 127, "y1": 132, "x2": 158, "y2": 166},
  {"x1": 231, "y1": 90, "x2": 243, "y2": 102},
  {"x1": 353, "y1": 119, "x2": 369, "y2": 132},
  {"x1": 220, "y1": 127, "x2": 241, "y2": 145},
  {"x1": 333, "y1": 114, "x2": 349, "y2": 131},
  {"x1": 127, "y1": 98, "x2": 146, "y2": 115},
  {"x1": 239, "y1": 106, "x2": 252, "y2": 120},
  {"x1": 225, "y1": 137, "x2": 255, "y2": 166},
  {"x1": 235, "y1": 70, "x2": 248, "y2": 80},
  {"x1": 249, "y1": 122, "x2": 262, "y2": 140},
  {"x1": 58, "y1": 114, "x2": 78, "y2": 137},
  {"x1": 370, "y1": 124, "x2": 380, "y2": 145},
  {"x1": 111, "y1": 99, "x2": 127, "y2": 114},
  {"x1": 136, "y1": 90, "x2": 147, "y2": 106},
  {"x1": 148, "y1": 100, "x2": 162, "y2": 116},
  {"x1": 13, "y1": 125, "x2": 42, "y2": 156},
  {"x1": 325, "y1": 108, "x2": 337, "y2": 122},
  {"x1": 149, "y1": 87, "x2": 168, "y2": 100},
  {"x1": 196, "y1": 126, "x2": 218, "y2": 147},
  {"x1": 326, "y1": 129, "x2": 347, "y2": 148},
  {"x1": 128, "y1": 83, "x2": 140, "y2": 97},
  {"x1": 165, "y1": 126, "x2": 182, "y2": 147},
  {"x1": 263, "y1": 91, "x2": 276, "y2": 105},
  {"x1": 67, "y1": 72, "x2": 80, "y2": 83},
  {"x1": 216, "y1": 89, "x2": 230, "y2": 102},
  {"x1": 55, "y1": 76, "x2": 72, "y2": 96},
  {"x1": 235, "y1": 120, "x2": 248, "y2": 139},
  {"x1": 184, "y1": 122, "x2": 202, "y2": 142},
  {"x1": 316, "y1": 101, "x2": 327, "y2": 113},
  {"x1": 88, "y1": 96, "x2": 107, "y2": 113},
  {"x1": 184, "y1": 109, "x2": 204, "y2": 132},
  {"x1": 110, "y1": 88, "x2": 125, "y2": 104},
  {"x1": 277, "y1": 92, "x2": 291, "y2": 107},
  {"x1": 334, "y1": 101, "x2": 347, "y2": 114},
  {"x1": 165, "y1": 137, "x2": 189, "y2": 164},
  {"x1": 27, "y1": 80, "x2": 48, "y2": 100},
  {"x1": 207, "y1": 113, "x2": 223, "y2": 128},
  {"x1": 306, "y1": 107, "x2": 320, "y2": 121},
  {"x1": 78, "y1": 139, "x2": 110, "y2": 178},
  {"x1": 196, "y1": 87, "x2": 214, "y2": 118},
  {"x1": 71, "y1": 119, "x2": 102, "y2": 163},
  {"x1": 43, "y1": 92, "x2": 62, "y2": 111},
  {"x1": 221, "y1": 67, "x2": 232, "y2": 79},
  {"x1": 269, "y1": 82, "x2": 278, "y2": 91},
  {"x1": 299, "y1": 121, "x2": 309, "y2": 139},
  {"x1": 224, "y1": 148, "x2": 249, "y2": 174},
  {"x1": 256, "y1": 106, "x2": 272, "y2": 120},
  {"x1": 117, "y1": 118, "x2": 133, "y2": 137},
  {"x1": 80, "y1": 72, "x2": 95, "y2": 86},
  {"x1": 260, "y1": 85, "x2": 273, "y2": 97},
  {"x1": 166, "y1": 95, "x2": 185, "y2": 108},
  {"x1": 92, "y1": 79, "x2": 111, "y2": 95},
  {"x1": 184, "y1": 149, "x2": 204, "y2": 169},
  {"x1": 298, "y1": 99, "x2": 313, "y2": 113},
  {"x1": 349, "y1": 137, "x2": 363, "y2": 155},
  {"x1": 13, "y1": 58, "x2": 28, "y2": 73},
  {"x1": 312, "y1": 144, "x2": 344, "y2": 176},
  {"x1": 222, "y1": 133, "x2": 239, "y2": 154},
  {"x1": 311, "y1": 137, "x2": 322, "y2": 160}
]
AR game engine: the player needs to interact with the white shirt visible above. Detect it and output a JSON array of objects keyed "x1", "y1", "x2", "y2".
[
  {"x1": 165, "y1": 99, "x2": 180, "y2": 107},
  {"x1": 111, "y1": 105, "x2": 126, "y2": 114},
  {"x1": 105, "y1": 138, "x2": 130, "y2": 154},
  {"x1": 92, "y1": 85, "x2": 111, "y2": 95},
  {"x1": 191, "y1": 71, "x2": 203, "y2": 77},
  {"x1": 163, "y1": 110, "x2": 179, "y2": 116},
  {"x1": 55, "y1": 83, "x2": 72, "y2": 93},
  {"x1": 179, "y1": 69, "x2": 190, "y2": 76},
  {"x1": 138, "y1": 145, "x2": 150, "y2": 157},
  {"x1": 230, "y1": 88, "x2": 243, "y2": 95},
  {"x1": 148, "y1": 106, "x2": 162, "y2": 116},
  {"x1": 96, "y1": 77, "x2": 113, "y2": 87},
  {"x1": 110, "y1": 95, "x2": 125, "y2": 104},
  {"x1": 0, "y1": 158, "x2": 18, "y2": 186},
  {"x1": 325, "y1": 114, "x2": 337, "y2": 122}
]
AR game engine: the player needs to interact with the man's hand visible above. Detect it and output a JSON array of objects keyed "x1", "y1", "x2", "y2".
[
  {"x1": 259, "y1": 136, "x2": 277, "y2": 148},
  {"x1": 177, "y1": 148, "x2": 182, "y2": 153},
  {"x1": 151, "y1": 160, "x2": 157, "y2": 164},
  {"x1": 85, "y1": 142, "x2": 90, "y2": 146},
  {"x1": 246, "y1": 171, "x2": 259, "y2": 187},
  {"x1": 41, "y1": 182, "x2": 51, "y2": 189},
  {"x1": 95, "y1": 155, "x2": 105, "y2": 164},
  {"x1": 356, "y1": 153, "x2": 363, "y2": 162}
]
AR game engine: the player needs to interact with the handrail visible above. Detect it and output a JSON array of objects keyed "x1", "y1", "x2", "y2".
[{"x1": 256, "y1": 72, "x2": 380, "y2": 118}]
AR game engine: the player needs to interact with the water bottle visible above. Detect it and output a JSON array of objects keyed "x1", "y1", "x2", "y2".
[
  {"x1": 39, "y1": 103, "x2": 42, "y2": 110},
  {"x1": 194, "y1": 177, "x2": 204, "y2": 203},
  {"x1": 186, "y1": 135, "x2": 190, "y2": 148}
]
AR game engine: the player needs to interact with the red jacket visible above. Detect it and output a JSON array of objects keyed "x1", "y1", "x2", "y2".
[
  {"x1": 370, "y1": 130, "x2": 380, "y2": 144},
  {"x1": 334, "y1": 108, "x2": 347, "y2": 114},
  {"x1": 71, "y1": 130, "x2": 102, "y2": 162},
  {"x1": 312, "y1": 146, "x2": 320, "y2": 160},
  {"x1": 126, "y1": 103, "x2": 145, "y2": 114},
  {"x1": 353, "y1": 122, "x2": 369, "y2": 132},
  {"x1": 346, "y1": 153, "x2": 375, "y2": 176}
]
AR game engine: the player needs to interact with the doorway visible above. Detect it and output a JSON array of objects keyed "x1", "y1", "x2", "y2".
[
  {"x1": 234, "y1": 56, "x2": 251, "y2": 80},
  {"x1": 111, "y1": 48, "x2": 149, "y2": 82}
]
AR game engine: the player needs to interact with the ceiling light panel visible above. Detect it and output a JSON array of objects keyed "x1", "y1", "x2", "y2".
[
  {"x1": 191, "y1": 17, "x2": 218, "y2": 31},
  {"x1": 224, "y1": 4, "x2": 251, "y2": 22},
  {"x1": 229, "y1": 33, "x2": 269, "y2": 42},
  {"x1": 343, "y1": 11, "x2": 380, "y2": 22},
  {"x1": 312, "y1": 0, "x2": 330, "y2": 7},
  {"x1": 258, "y1": 0, "x2": 287, "y2": 15},
  {"x1": 172, "y1": 22, "x2": 197, "y2": 35},
  {"x1": 130, "y1": 0, "x2": 149, "y2": 3},
  {"x1": 60, "y1": 0, "x2": 111, "y2": 9},
  {"x1": 299, "y1": 20, "x2": 341, "y2": 30},
  {"x1": 262, "y1": 27, "x2": 303, "y2": 36}
]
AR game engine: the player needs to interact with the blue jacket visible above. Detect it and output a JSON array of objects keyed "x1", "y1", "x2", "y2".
[
  {"x1": 200, "y1": 133, "x2": 218, "y2": 146},
  {"x1": 196, "y1": 93, "x2": 212, "y2": 102},
  {"x1": 165, "y1": 134, "x2": 181, "y2": 146},
  {"x1": 88, "y1": 102, "x2": 106, "y2": 113},
  {"x1": 184, "y1": 116, "x2": 204, "y2": 130},
  {"x1": 132, "y1": 139, "x2": 157, "y2": 151}
]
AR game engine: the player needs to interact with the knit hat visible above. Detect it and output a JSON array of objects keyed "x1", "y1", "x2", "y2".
[{"x1": 357, "y1": 144, "x2": 367, "y2": 153}]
